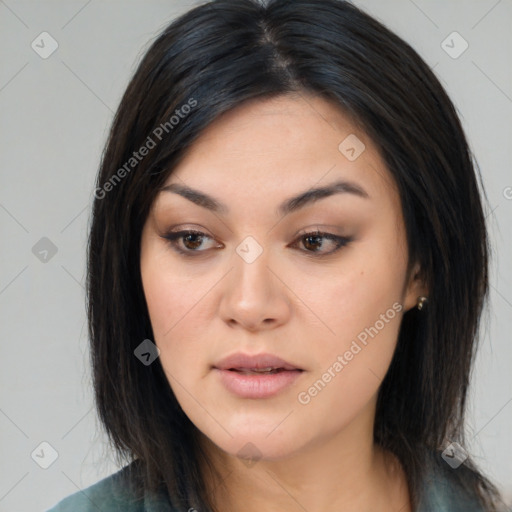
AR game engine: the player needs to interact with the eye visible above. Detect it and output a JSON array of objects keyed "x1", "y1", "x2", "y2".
[
  {"x1": 290, "y1": 230, "x2": 352, "y2": 256},
  {"x1": 162, "y1": 229, "x2": 221, "y2": 256},
  {"x1": 161, "y1": 229, "x2": 352, "y2": 257}
]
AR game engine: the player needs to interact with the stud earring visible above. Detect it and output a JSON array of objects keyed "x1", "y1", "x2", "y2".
[{"x1": 417, "y1": 296, "x2": 428, "y2": 311}]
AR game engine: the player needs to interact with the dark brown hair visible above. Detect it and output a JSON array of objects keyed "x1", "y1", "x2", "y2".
[{"x1": 86, "y1": 0, "x2": 503, "y2": 510}]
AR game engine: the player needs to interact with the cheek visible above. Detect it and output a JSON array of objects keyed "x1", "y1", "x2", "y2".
[
  {"x1": 141, "y1": 257, "x2": 208, "y2": 337},
  {"x1": 295, "y1": 302, "x2": 403, "y2": 441},
  {"x1": 140, "y1": 262, "x2": 207, "y2": 375},
  {"x1": 293, "y1": 249, "x2": 405, "y2": 413},
  {"x1": 300, "y1": 255, "x2": 405, "y2": 348}
]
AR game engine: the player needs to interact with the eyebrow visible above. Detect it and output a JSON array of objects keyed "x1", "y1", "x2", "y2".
[{"x1": 160, "y1": 179, "x2": 369, "y2": 217}]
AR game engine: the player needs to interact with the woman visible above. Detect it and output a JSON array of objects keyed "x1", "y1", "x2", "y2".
[{"x1": 48, "y1": 0, "x2": 505, "y2": 510}]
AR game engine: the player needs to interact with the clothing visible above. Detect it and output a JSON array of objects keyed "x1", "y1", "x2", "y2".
[
  {"x1": 46, "y1": 459, "x2": 486, "y2": 512},
  {"x1": 46, "y1": 463, "x2": 172, "y2": 512}
]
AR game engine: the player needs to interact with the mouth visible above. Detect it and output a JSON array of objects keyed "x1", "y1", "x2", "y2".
[
  {"x1": 226, "y1": 367, "x2": 299, "y2": 375},
  {"x1": 212, "y1": 352, "x2": 304, "y2": 398},
  {"x1": 213, "y1": 367, "x2": 304, "y2": 399},
  {"x1": 213, "y1": 352, "x2": 303, "y2": 372}
]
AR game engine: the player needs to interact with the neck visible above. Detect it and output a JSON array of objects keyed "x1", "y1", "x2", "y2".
[{"x1": 198, "y1": 404, "x2": 411, "y2": 512}]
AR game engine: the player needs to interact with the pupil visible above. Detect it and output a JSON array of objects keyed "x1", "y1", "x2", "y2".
[
  {"x1": 304, "y1": 235, "x2": 322, "y2": 251},
  {"x1": 184, "y1": 234, "x2": 202, "y2": 249}
]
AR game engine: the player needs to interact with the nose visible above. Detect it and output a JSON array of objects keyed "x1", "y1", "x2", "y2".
[{"x1": 218, "y1": 244, "x2": 292, "y2": 332}]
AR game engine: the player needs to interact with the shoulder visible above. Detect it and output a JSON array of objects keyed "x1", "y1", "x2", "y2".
[
  {"x1": 46, "y1": 464, "x2": 143, "y2": 512},
  {"x1": 46, "y1": 462, "x2": 174, "y2": 512},
  {"x1": 418, "y1": 455, "x2": 487, "y2": 512}
]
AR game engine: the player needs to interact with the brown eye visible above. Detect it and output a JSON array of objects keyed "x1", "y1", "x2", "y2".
[
  {"x1": 182, "y1": 232, "x2": 205, "y2": 250},
  {"x1": 162, "y1": 230, "x2": 220, "y2": 255},
  {"x1": 162, "y1": 229, "x2": 351, "y2": 258},
  {"x1": 292, "y1": 231, "x2": 352, "y2": 256},
  {"x1": 303, "y1": 234, "x2": 325, "y2": 252}
]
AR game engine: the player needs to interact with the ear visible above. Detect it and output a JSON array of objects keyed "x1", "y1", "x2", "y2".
[{"x1": 403, "y1": 262, "x2": 429, "y2": 312}]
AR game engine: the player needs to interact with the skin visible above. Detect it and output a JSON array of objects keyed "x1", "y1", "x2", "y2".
[{"x1": 140, "y1": 93, "x2": 427, "y2": 512}]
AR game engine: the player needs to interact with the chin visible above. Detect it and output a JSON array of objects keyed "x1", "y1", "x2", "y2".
[{"x1": 199, "y1": 417, "x2": 306, "y2": 463}]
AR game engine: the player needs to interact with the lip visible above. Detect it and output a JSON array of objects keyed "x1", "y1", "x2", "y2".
[
  {"x1": 214, "y1": 368, "x2": 304, "y2": 398},
  {"x1": 213, "y1": 352, "x2": 302, "y2": 372},
  {"x1": 213, "y1": 352, "x2": 304, "y2": 399}
]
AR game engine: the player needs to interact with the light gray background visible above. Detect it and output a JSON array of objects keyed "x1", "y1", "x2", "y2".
[{"x1": 0, "y1": 1, "x2": 511, "y2": 511}]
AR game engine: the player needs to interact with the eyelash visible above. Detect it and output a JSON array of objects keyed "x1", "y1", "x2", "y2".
[{"x1": 162, "y1": 229, "x2": 352, "y2": 258}]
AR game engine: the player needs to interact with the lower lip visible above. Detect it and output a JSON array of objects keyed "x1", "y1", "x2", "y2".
[{"x1": 214, "y1": 368, "x2": 304, "y2": 399}]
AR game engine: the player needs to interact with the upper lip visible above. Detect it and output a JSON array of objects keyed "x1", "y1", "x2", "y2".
[{"x1": 213, "y1": 352, "x2": 303, "y2": 371}]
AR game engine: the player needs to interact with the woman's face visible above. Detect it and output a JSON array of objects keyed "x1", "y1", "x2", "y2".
[{"x1": 140, "y1": 94, "x2": 424, "y2": 461}]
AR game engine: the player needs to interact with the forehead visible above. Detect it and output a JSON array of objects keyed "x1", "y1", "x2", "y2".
[{"x1": 157, "y1": 94, "x2": 397, "y2": 211}]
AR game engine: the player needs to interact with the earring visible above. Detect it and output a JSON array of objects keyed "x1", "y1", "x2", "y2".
[{"x1": 417, "y1": 296, "x2": 428, "y2": 311}]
